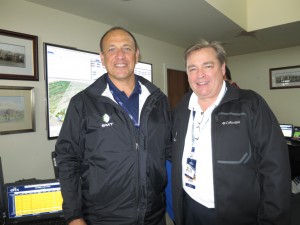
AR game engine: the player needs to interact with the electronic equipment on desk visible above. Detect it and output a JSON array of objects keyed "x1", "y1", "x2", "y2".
[
  {"x1": 3, "y1": 178, "x2": 65, "y2": 225},
  {"x1": 292, "y1": 126, "x2": 300, "y2": 142},
  {"x1": 280, "y1": 124, "x2": 293, "y2": 139},
  {"x1": 287, "y1": 139, "x2": 300, "y2": 146},
  {"x1": 290, "y1": 126, "x2": 300, "y2": 146},
  {"x1": 280, "y1": 124, "x2": 300, "y2": 146}
]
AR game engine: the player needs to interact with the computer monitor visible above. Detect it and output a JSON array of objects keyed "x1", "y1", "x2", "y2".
[
  {"x1": 292, "y1": 126, "x2": 300, "y2": 140},
  {"x1": 4, "y1": 179, "x2": 63, "y2": 224},
  {"x1": 279, "y1": 124, "x2": 294, "y2": 138},
  {"x1": 44, "y1": 42, "x2": 153, "y2": 139}
]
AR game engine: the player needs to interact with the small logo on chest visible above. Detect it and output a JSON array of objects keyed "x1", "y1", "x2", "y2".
[
  {"x1": 222, "y1": 120, "x2": 241, "y2": 125},
  {"x1": 101, "y1": 114, "x2": 114, "y2": 128}
]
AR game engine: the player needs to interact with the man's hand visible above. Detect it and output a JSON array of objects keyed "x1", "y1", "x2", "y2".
[{"x1": 69, "y1": 218, "x2": 87, "y2": 225}]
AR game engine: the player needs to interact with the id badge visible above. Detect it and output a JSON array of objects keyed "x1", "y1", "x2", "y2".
[{"x1": 184, "y1": 158, "x2": 197, "y2": 180}]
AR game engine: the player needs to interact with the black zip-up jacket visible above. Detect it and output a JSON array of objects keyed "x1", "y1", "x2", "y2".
[
  {"x1": 55, "y1": 74, "x2": 171, "y2": 225},
  {"x1": 171, "y1": 82, "x2": 291, "y2": 225}
]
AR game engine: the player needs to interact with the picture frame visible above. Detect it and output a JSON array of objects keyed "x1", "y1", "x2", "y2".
[
  {"x1": 0, "y1": 29, "x2": 39, "y2": 81},
  {"x1": 269, "y1": 65, "x2": 300, "y2": 89},
  {"x1": 0, "y1": 86, "x2": 35, "y2": 135}
]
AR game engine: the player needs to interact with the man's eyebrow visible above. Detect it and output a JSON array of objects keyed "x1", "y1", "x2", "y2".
[
  {"x1": 123, "y1": 43, "x2": 135, "y2": 49},
  {"x1": 203, "y1": 61, "x2": 214, "y2": 65},
  {"x1": 106, "y1": 44, "x2": 116, "y2": 48},
  {"x1": 106, "y1": 43, "x2": 133, "y2": 48},
  {"x1": 187, "y1": 64, "x2": 196, "y2": 69}
]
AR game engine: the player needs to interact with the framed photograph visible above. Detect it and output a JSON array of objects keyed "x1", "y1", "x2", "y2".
[
  {"x1": 0, "y1": 86, "x2": 35, "y2": 135},
  {"x1": 269, "y1": 65, "x2": 300, "y2": 89},
  {"x1": 0, "y1": 29, "x2": 39, "y2": 81},
  {"x1": 44, "y1": 42, "x2": 152, "y2": 139}
]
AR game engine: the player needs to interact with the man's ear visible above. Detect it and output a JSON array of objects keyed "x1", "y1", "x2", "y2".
[
  {"x1": 135, "y1": 48, "x2": 140, "y2": 63},
  {"x1": 221, "y1": 63, "x2": 226, "y2": 76},
  {"x1": 100, "y1": 52, "x2": 104, "y2": 63}
]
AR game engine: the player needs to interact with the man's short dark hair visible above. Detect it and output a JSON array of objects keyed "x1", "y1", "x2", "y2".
[{"x1": 99, "y1": 27, "x2": 138, "y2": 52}]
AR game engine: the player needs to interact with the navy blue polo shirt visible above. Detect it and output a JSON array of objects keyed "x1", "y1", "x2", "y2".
[{"x1": 107, "y1": 75, "x2": 141, "y2": 127}]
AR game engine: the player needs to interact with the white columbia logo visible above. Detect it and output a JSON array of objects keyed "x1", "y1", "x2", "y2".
[{"x1": 222, "y1": 121, "x2": 241, "y2": 125}]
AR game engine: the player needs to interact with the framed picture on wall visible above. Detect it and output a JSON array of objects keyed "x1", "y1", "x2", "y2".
[
  {"x1": 0, "y1": 29, "x2": 39, "y2": 81},
  {"x1": 0, "y1": 86, "x2": 35, "y2": 135},
  {"x1": 269, "y1": 65, "x2": 300, "y2": 89}
]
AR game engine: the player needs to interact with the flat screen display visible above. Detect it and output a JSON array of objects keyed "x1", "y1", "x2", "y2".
[
  {"x1": 4, "y1": 179, "x2": 63, "y2": 222},
  {"x1": 292, "y1": 126, "x2": 300, "y2": 140},
  {"x1": 279, "y1": 124, "x2": 293, "y2": 138},
  {"x1": 44, "y1": 43, "x2": 152, "y2": 139}
]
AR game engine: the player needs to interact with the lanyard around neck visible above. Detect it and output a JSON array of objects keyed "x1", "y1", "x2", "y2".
[
  {"x1": 190, "y1": 109, "x2": 204, "y2": 157},
  {"x1": 110, "y1": 90, "x2": 139, "y2": 127}
]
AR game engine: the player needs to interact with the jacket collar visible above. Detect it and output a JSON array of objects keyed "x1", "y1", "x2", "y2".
[
  {"x1": 84, "y1": 73, "x2": 164, "y2": 102},
  {"x1": 220, "y1": 81, "x2": 240, "y2": 104},
  {"x1": 174, "y1": 81, "x2": 240, "y2": 115}
]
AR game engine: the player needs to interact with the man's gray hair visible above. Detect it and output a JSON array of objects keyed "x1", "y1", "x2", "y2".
[{"x1": 184, "y1": 39, "x2": 227, "y2": 66}]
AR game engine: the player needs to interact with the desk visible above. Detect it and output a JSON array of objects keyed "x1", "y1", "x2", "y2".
[{"x1": 288, "y1": 143, "x2": 300, "y2": 179}]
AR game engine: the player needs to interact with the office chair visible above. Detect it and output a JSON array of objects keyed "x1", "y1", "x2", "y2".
[{"x1": 51, "y1": 151, "x2": 59, "y2": 179}]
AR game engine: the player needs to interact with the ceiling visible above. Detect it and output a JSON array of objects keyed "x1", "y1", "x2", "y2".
[{"x1": 26, "y1": 0, "x2": 300, "y2": 56}]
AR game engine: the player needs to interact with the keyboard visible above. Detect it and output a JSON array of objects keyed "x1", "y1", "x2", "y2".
[
  {"x1": 6, "y1": 218, "x2": 66, "y2": 225},
  {"x1": 29, "y1": 219, "x2": 65, "y2": 225},
  {"x1": 288, "y1": 140, "x2": 300, "y2": 146}
]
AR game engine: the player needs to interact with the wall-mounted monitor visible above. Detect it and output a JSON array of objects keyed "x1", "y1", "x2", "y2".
[{"x1": 44, "y1": 43, "x2": 152, "y2": 139}]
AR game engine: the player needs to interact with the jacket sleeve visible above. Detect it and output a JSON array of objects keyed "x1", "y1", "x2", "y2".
[
  {"x1": 251, "y1": 93, "x2": 291, "y2": 225},
  {"x1": 165, "y1": 102, "x2": 173, "y2": 161},
  {"x1": 55, "y1": 96, "x2": 84, "y2": 223}
]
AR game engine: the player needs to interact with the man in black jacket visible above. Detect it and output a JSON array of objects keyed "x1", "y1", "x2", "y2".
[
  {"x1": 55, "y1": 27, "x2": 171, "y2": 225},
  {"x1": 171, "y1": 39, "x2": 291, "y2": 225}
]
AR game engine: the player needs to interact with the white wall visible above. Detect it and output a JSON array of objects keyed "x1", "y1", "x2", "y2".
[
  {"x1": 228, "y1": 46, "x2": 300, "y2": 126},
  {"x1": 0, "y1": 0, "x2": 185, "y2": 183}
]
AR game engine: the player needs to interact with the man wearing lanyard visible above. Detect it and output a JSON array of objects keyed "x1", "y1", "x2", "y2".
[
  {"x1": 171, "y1": 39, "x2": 291, "y2": 225},
  {"x1": 55, "y1": 27, "x2": 172, "y2": 225}
]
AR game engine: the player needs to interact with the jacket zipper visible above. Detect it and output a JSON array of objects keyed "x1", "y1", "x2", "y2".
[{"x1": 136, "y1": 142, "x2": 140, "y2": 224}]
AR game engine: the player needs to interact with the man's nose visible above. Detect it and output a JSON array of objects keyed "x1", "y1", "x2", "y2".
[
  {"x1": 116, "y1": 49, "x2": 125, "y2": 58},
  {"x1": 196, "y1": 68, "x2": 205, "y2": 78}
]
